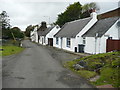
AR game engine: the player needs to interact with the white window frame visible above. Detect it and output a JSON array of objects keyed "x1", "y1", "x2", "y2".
[
  {"x1": 83, "y1": 37, "x2": 86, "y2": 45},
  {"x1": 66, "y1": 38, "x2": 71, "y2": 48},
  {"x1": 56, "y1": 37, "x2": 59, "y2": 45}
]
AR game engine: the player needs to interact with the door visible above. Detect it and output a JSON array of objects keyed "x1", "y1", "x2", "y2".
[
  {"x1": 42, "y1": 38, "x2": 44, "y2": 44},
  {"x1": 48, "y1": 38, "x2": 53, "y2": 46},
  {"x1": 78, "y1": 44, "x2": 85, "y2": 53},
  {"x1": 106, "y1": 39, "x2": 120, "y2": 52}
]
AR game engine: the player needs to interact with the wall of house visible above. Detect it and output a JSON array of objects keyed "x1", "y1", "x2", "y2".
[
  {"x1": 84, "y1": 20, "x2": 119, "y2": 54},
  {"x1": 84, "y1": 37, "x2": 101, "y2": 54},
  {"x1": 53, "y1": 37, "x2": 76, "y2": 52},
  {"x1": 39, "y1": 36, "x2": 46, "y2": 45},
  {"x1": 34, "y1": 31, "x2": 38, "y2": 43},
  {"x1": 53, "y1": 13, "x2": 98, "y2": 53},
  {"x1": 100, "y1": 20, "x2": 119, "y2": 53},
  {"x1": 61, "y1": 37, "x2": 75, "y2": 52},
  {"x1": 53, "y1": 37, "x2": 61, "y2": 48},
  {"x1": 30, "y1": 27, "x2": 38, "y2": 42},
  {"x1": 30, "y1": 31, "x2": 35, "y2": 41},
  {"x1": 46, "y1": 26, "x2": 60, "y2": 45}
]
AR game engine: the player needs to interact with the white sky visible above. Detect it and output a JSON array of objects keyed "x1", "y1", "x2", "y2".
[{"x1": 0, "y1": 0, "x2": 119, "y2": 31}]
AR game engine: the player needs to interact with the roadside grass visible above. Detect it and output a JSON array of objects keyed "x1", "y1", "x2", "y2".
[
  {"x1": 0, "y1": 45, "x2": 24, "y2": 56},
  {"x1": 64, "y1": 52, "x2": 120, "y2": 87},
  {"x1": 64, "y1": 59, "x2": 97, "y2": 79}
]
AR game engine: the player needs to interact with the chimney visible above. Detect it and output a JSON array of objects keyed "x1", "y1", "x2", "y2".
[
  {"x1": 90, "y1": 9, "x2": 97, "y2": 19},
  {"x1": 41, "y1": 21, "x2": 47, "y2": 28}
]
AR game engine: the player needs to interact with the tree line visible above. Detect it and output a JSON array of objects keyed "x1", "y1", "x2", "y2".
[{"x1": 0, "y1": 11, "x2": 24, "y2": 40}]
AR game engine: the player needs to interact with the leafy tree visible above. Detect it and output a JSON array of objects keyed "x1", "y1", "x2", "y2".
[
  {"x1": 0, "y1": 11, "x2": 24, "y2": 39},
  {"x1": 81, "y1": 2, "x2": 100, "y2": 18},
  {"x1": 0, "y1": 11, "x2": 10, "y2": 29},
  {"x1": 0, "y1": 11, "x2": 11, "y2": 39},
  {"x1": 24, "y1": 25, "x2": 34, "y2": 37},
  {"x1": 55, "y1": 2, "x2": 82, "y2": 27},
  {"x1": 55, "y1": 2, "x2": 100, "y2": 27},
  {"x1": 10, "y1": 27, "x2": 24, "y2": 39}
]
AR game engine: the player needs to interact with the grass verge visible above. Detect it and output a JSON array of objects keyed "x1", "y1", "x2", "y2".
[
  {"x1": 0, "y1": 45, "x2": 24, "y2": 56},
  {"x1": 64, "y1": 52, "x2": 120, "y2": 87}
]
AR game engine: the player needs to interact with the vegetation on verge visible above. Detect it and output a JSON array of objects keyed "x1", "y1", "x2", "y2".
[
  {"x1": 0, "y1": 45, "x2": 24, "y2": 56},
  {"x1": 64, "y1": 52, "x2": 120, "y2": 87}
]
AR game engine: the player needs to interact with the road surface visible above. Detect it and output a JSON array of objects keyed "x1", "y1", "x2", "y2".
[{"x1": 2, "y1": 40, "x2": 96, "y2": 88}]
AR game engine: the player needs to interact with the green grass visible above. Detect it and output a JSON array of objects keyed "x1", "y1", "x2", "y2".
[
  {"x1": 64, "y1": 52, "x2": 120, "y2": 87},
  {"x1": 0, "y1": 45, "x2": 24, "y2": 56},
  {"x1": 64, "y1": 59, "x2": 97, "y2": 79},
  {"x1": 92, "y1": 67, "x2": 120, "y2": 87}
]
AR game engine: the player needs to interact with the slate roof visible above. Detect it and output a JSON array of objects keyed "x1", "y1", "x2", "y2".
[
  {"x1": 55, "y1": 17, "x2": 92, "y2": 38},
  {"x1": 82, "y1": 17, "x2": 119, "y2": 37},
  {"x1": 38, "y1": 26, "x2": 54, "y2": 36}
]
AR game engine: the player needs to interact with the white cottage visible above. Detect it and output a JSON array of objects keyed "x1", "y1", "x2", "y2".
[
  {"x1": 82, "y1": 17, "x2": 120, "y2": 54},
  {"x1": 38, "y1": 25, "x2": 60, "y2": 46},
  {"x1": 54, "y1": 12, "x2": 98, "y2": 52},
  {"x1": 30, "y1": 26, "x2": 38, "y2": 43}
]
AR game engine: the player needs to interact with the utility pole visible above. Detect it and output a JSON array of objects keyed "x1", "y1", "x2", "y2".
[{"x1": 10, "y1": 25, "x2": 16, "y2": 41}]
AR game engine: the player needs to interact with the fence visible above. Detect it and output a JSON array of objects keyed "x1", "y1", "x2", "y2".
[{"x1": 106, "y1": 39, "x2": 120, "y2": 52}]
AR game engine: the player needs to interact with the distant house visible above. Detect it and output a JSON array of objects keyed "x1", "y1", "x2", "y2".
[
  {"x1": 82, "y1": 17, "x2": 120, "y2": 54},
  {"x1": 54, "y1": 12, "x2": 98, "y2": 52},
  {"x1": 38, "y1": 25, "x2": 60, "y2": 46},
  {"x1": 30, "y1": 26, "x2": 38, "y2": 42},
  {"x1": 37, "y1": 21, "x2": 47, "y2": 43}
]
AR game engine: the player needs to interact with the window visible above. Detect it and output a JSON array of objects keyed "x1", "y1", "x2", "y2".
[
  {"x1": 83, "y1": 37, "x2": 86, "y2": 44},
  {"x1": 66, "y1": 38, "x2": 71, "y2": 48},
  {"x1": 56, "y1": 37, "x2": 59, "y2": 45}
]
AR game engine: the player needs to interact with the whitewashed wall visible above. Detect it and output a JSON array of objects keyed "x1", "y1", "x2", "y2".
[
  {"x1": 53, "y1": 37, "x2": 61, "y2": 48},
  {"x1": 39, "y1": 25, "x2": 60, "y2": 45},
  {"x1": 100, "y1": 20, "x2": 119, "y2": 53},
  {"x1": 46, "y1": 26, "x2": 60, "y2": 45},
  {"x1": 84, "y1": 20, "x2": 119, "y2": 54},
  {"x1": 53, "y1": 37, "x2": 76, "y2": 52},
  {"x1": 39, "y1": 36, "x2": 46, "y2": 45},
  {"x1": 30, "y1": 27, "x2": 38, "y2": 42},
  {"x1": 53, "y1": 13, "x2": 98, "y2": 53}
]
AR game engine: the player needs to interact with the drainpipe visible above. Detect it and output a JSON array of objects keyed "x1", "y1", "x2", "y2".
[
  {"x1": 95, "y1": 33, "x2": 98, "y2": 54},
  {"x1": 95, "y1": 37, "x2": 97, "y2": 54},
  {"x1": 61, "y1": 37, "x2": 63, "y2": 49},
  {"x1": 99, "y1": 38, "x2": 101, "y2": 53}
]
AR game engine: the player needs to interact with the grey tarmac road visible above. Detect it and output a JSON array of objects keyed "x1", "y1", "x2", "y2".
[{"x1": 2, "y1": 40, "x2": 97, "y2": 89}]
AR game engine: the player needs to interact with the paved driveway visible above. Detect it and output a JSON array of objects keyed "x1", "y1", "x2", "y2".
[{"x1": 2, "y1": 40, "x2": 96, "y2": 88}]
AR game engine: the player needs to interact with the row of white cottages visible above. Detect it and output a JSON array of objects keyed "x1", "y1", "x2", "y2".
[{"x1": 31, "y1": 12, "x2": 120, "y2": 54}]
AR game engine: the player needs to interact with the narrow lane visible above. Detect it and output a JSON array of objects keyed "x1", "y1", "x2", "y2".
[{"x1": 2, "y1": 40, "x2": 96, "y2": 88}]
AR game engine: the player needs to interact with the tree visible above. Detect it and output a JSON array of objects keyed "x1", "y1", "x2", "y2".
[
  {"x1": 24, "y1": 25, "x2": 34, "y2": 37},
  {"x1": 10, "y1": 27, "x2": 24, "y2": 39},
  {"x1": 0, "y1": 11, "x2": 11, "y2": 39},
  {"x1": 0, "y1": 11, "x2": 10, "y2": 29},
  {"x1": 55, "y1": 2, "x2": 82, "y2": 27},
  {"x1": 81, "y1": 2, "x2": 100, "y2": 18}
]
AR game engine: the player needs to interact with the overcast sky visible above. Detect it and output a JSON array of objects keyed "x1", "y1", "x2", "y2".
[{"x1": 0, "y1": 0, "x2": 119, "y2": 31}]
